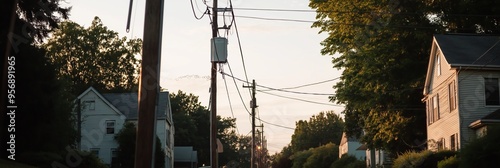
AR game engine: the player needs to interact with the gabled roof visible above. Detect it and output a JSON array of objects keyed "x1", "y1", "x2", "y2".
[
  {"x1": 435, "y1": 34, "x2": 500, "y2": 67},
  {"x1": 423, "y1": 34, "x2": 500, "y2": 96},
  {"x1": 77, "y1": 87, "x2": 125, "y2": 117},
  {"x1": 102, "y1": 92, "x2": 170, "y2": 120}
]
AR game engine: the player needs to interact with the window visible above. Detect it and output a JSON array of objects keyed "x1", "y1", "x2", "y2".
[
  {"x1": 106, "y1": 120, "x2": 115, "y2": 134},
  {"x1": 448, "y1": 81, "x2": 457, "y2": 111},
  {"x1": 485, "y1": 78, "x2": 500, "y2": 105},
  {"x1": 450, "y1": 133, "x2": 459, "y2": 151},
  {"x1": 85, "y1": 100, "x2": 95, "y2": 110},
  {"x1": 90, "y1": 148, "x2": 99, "y2": 156},
  {"x1": 436, "y1": 54, "x2": 441, "y2": 76},
  {"x1": 433, "y1": 95, "x2": 440, "y2": 121},
  {"x1": 428, "y1": 95, "x2": 440, "y2": 125},
  {"x1": 111, "y1": 149, "x2": 118, "y2": 168},
  {"x1": 437, "y1": 138, "x2": 445, "y2": 150}
]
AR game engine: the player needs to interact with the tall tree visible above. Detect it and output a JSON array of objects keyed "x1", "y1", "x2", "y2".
[
  {"x1": 114, "y1": 122, "x2": 165, "y2": 168},
  {"x1": 43, "y1": 16, "x2": 142, "y2": 95},
  {"x1": 310, "y1": 0, "x2": 500, "y2": 155},
  {"x1": 170, "y1": 90, "x2": 245, "y2": 167},
  {"x1": 1, "y1": 0, "x2": 71, "y2": 159},
  {"x1": 290, "y1": 111, "x2": 344, "y2": 153}
]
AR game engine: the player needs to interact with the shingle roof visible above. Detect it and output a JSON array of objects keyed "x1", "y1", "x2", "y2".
[
  {"x1": 435, "y1": 34, "x2": 500, "y2": 67},
  {"x1": 102, "y1": 92, "x2": 170, "y2": 120}
]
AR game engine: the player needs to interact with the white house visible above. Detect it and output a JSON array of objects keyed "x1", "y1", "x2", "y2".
[
  {"x1": 76, "y1": 87, "x2": 175, "y2": 167},
  {"x1": 422, "y1": 34, "x2": 500, "y2": 151},
  {"x1": 338, "y1": 132, "x2": 365, "y2": 160}
]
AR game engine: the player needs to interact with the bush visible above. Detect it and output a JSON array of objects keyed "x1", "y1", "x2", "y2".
[
  {"x1": 437, "y1": 156, "x2": 458, "y2": 168},
  {"x1": 17, "y1": 152, "x2": 63, "y2": 168},
  {"x1": 459, "y1": 126, "x2": 500, "y2": 168},
  {"x1": 331, "y1": 154, "x2": 365, "y2": 168},
  {"x1": 393, "y1": 150, "x2": 432, "y2": 168}
]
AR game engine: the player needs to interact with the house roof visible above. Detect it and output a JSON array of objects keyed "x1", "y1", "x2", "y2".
[
  {"x1": 469, "y1": 109, "x2": 500, "y2": 129},
  {"x1": 435, "y1": 34, "x2": 500, "y2": 67},
  {"x1": 77, "y1": 87, "x2": 125, "y2": 117},
  {"x1": 424, "y1": 34, "x2": 500, "y2": 96},
  {"x1": 102, "y1": 92, "x2": 171, "y2": 120}
]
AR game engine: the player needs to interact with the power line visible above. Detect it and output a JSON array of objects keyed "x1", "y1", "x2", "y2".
[
  {"x1": 271, "y1": 77, "x2": 340, "y2": 90},
  {"x1": 255, "y1": 108, "x2": 295, "y2": 130},
  {"x1": 221, "y1": 72, "x2": 337, "y2": 96},
  {"x1": 190, "y1": 0, "x2": 209, "y2": 20},
  {"x1": 229, "y1": 0, "x2": 252, "y2": 97},
  {"x1": 258, "y1": 90, "x2": 344, "y2": 107},
  {"x1": 223, "y1": 73, "x2": 240, "y2": 135}
]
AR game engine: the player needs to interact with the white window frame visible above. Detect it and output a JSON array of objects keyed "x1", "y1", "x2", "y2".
[{"x1": 106, "y1": 120, "x2": 115, "y2": 134}]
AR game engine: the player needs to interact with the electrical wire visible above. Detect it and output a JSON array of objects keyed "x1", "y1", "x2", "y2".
[
  {"x1": 258, "y1": 90, "x2": 344, "y2": 107},
  {"x1": 190, "y1": 0, "x2": 209, "y2": 20},
  {"x1": 265, "y1": 77, "x2": 340, "y2": 90},
  {"x1": 257, "y1": 85, "x2": 335, "y2": 96},
  {"x1": 229, "y1": 0, "x2": 253, "y2": 97},
  {"x1": 223, "y1": 72, "x2": 240, "y2": 134}
]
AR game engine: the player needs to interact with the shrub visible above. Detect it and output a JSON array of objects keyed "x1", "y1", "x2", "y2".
[
  {"x1": 393, "y1": 150, "x2": 432, "y2": 168},
  {"x1": 331, "y1": 154, "x2": 365, "y2": 168},
  {"x1": 393, "y1": 150, "x2": 457, "y2": 168},
  {"x1": 437, "y1": 156, "x2": 458, "y2": 168},
  {"x1": 459, "y1": 126, "x2": 500, "y2": 168}
]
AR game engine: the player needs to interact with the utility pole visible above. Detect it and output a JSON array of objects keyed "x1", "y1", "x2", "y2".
[
  {"x1": 244, "y1": 79, "x2": 257, "y2": 168},
  {"x1": 135, "y1": 0, "x2": 164, "y2": 167},
  {"x1": 256, "y1": 124, "x2": 264, "y2": 168},
  {"x1": 210, "y1": 0, "x2": 218, "y2": 167}
]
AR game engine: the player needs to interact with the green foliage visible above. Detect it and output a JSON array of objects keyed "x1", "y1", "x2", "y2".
[
  {"x1": 437, "y1": 156, "x2": 458, "y2": 168},
  {"x1": 12, "y1": 43, "x2": 77, "y2": 159},
  {"x1": 330, "y1": 154, "x2": 365, "y2": 168},
  {"x1": 290, "y1": 111, "x2": 344, "y2": 153},
  {"x1": 271, "y1": 145, "x2": 293, "y2": 168},
  {"x1": 303, "y1": 143, "x2": 338, "y2": 168},
  {"x1": 393, "y1": 150, "x2": 457, "y2": 168},
  {"x1": 114, "y1": 122, "x2": 165, "y2": 168},
  {"x1": 73, "y1": 151, "x2": 108, "y2": 168},
  {"x1": 170, "y1": 91, "x2": 250, "y2": 167},
  {"x1": 43, "y1": 16, "x2": 142, "y2": 95},
  {"x1": 309, "y1": 0, "x2": 500, "y2": 154},
  {"x1": 459, "y1": 126, "x2": 500, "y2": 168},
  {"x1": 290, "y1": 143, "x2": 338, "y2": 168},
  {"x1": 290, "y1": 149, "x2": 313, "y2": 168}
]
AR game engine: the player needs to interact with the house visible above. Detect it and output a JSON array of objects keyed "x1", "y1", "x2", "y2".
[
  {"x1": 338, "y1": 132, "x2": 365, "y2": 160},
  {"x1": 173, "y1": 146, "x2": 198, "y2": 168},
  {"x1": 422, "y1": 34, "x2": 500, "y2": 151},
  {"x1": 76, "y1": 87, "x2": 175, "y2": 167}
]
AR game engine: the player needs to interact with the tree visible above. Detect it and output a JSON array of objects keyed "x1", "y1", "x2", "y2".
[
  {"x1": 1, "y1": 0, "x2": 71, "y2": 159},
  {"x1": 271, "y1": 145, "x2": 293, "y2": 168},
  {"x1": 170, "y1": 90, "x2": 247, "y2": 167},
  {"x1": 114, "y1": 122, "x2": 165, "y2": 168},
  {"x1": 12, "y1": 44, "x2": 77, "y2": 164},
  {"x1": 290, "y1": 111, "x2": 344, "y2": 153},
  {"x1": 309, "y1": 0, "x2": 500, "y2": 154},
  {"x1": 43, "y1": 16, "x2": 142, "y2": 95},
  {"x1": 290, "y1": 143, "x2": 339, "y2": 168}
]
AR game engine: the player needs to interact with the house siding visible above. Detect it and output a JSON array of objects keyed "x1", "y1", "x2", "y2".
[
  {"x1": 426, "y1": 46, "x2": 460, "y2": 151},
  {"x1": 79, "y1": 90, "x2": 126, "y2": 165},
  {"x1": 457, "y1": 70, "x2": 500, "y2": 148}
]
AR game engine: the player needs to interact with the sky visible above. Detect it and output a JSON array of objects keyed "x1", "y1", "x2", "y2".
[{"x1": 64, "y1": 0, "x2": 344, "y2": 154}]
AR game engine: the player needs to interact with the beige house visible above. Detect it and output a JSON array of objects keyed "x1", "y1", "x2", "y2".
[{"x1": 422, "y1": 34, "x2": 500, "y2": 151}]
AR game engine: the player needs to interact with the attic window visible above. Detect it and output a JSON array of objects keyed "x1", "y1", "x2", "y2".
[
  {"x1": 436, "y1": 54, "x2": 441, "y2": 76},
  {"x1": 85, "y1": 100, "x2": 95, "y2": 110}
]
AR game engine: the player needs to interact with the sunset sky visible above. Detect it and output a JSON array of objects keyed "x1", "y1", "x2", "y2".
[{"x1": 64, "y1": 0, "x2": 344, "y2": 153}]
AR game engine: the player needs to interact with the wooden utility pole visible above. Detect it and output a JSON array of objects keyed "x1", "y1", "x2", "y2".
[
  {"x1": 135, "y1": 0, "x2": 164, "y2": 167},
  {"x1": 244, "y1": 79, "x2": 257, "y2": 168},
  {"x1": 210, "y1": 0, "x2": 218, "y2": 167}
]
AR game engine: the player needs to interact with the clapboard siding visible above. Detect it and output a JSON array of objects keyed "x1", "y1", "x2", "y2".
[{"x1": 457, "y1": 70, "x2": 500, "y2": 147}]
